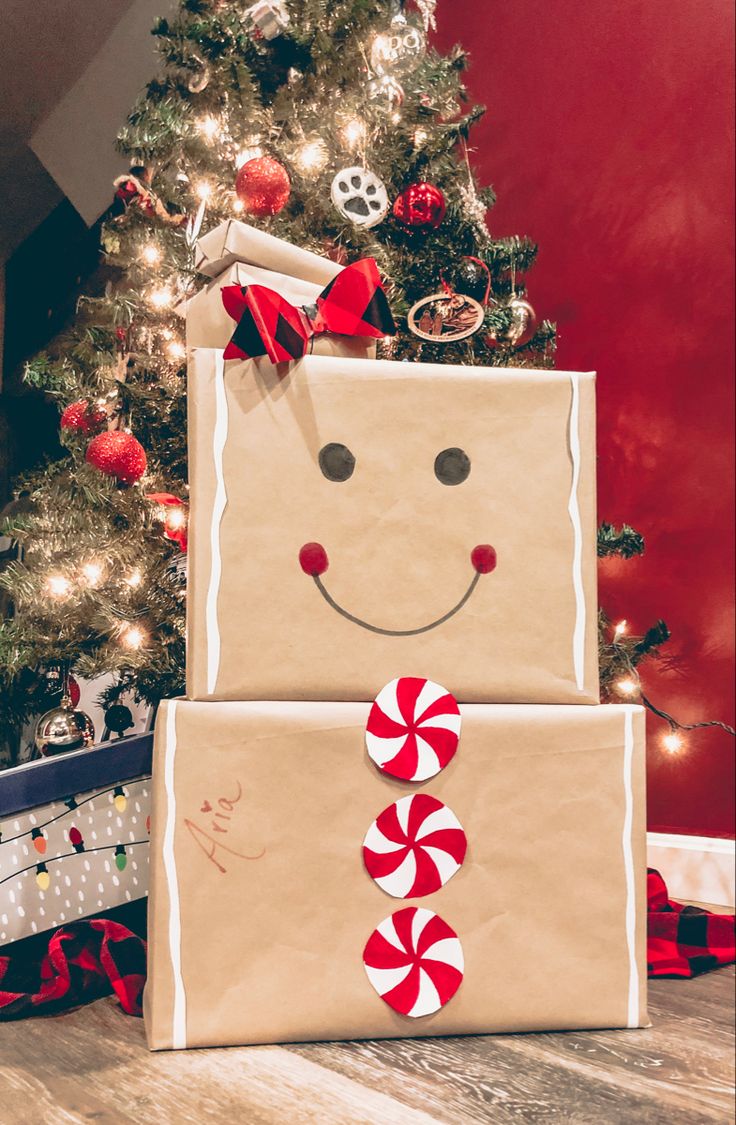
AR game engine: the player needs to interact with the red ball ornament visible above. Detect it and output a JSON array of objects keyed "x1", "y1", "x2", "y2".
[
  {"x1": 60, "y1": 399, "x2": 106, "y2": 436},
  {"x1": 392, "y1": 182, "x2": 446, "y2": 230},
  {"x1": 86, "y1": 431, "x2": 147, "y2": 485},
  {"x1": 235, "y1": 156, "x2": 291, "y2": 217}
]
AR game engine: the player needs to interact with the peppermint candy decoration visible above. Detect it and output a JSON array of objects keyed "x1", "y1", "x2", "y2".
[
  {"x1": 363, "y1": 907, "x2": 464, "y2": 1017},
  {"x1": 363, "y1": 794, "x2": 467, "y2": 898},
  {"x1": 366, "y1": 677, "x2": 461, "y2": 782}
]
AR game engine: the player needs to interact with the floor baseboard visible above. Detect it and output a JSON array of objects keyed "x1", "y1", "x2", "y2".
[{"x1": 647, "y1": 832, "x2": 735, "y2": 908}]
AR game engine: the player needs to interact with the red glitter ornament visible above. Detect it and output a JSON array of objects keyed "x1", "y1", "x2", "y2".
[
  {"x1": 392, "y1": 181, "x2": 446, "y2": 229},
  {"x1": 60, "y1": 399, "x2": 106, "y2": 436},
  {"x1": 235, "y1": 156, "x2": 291, "y2": 217},
  {"x1": 86, "y1": 431, "x2": 147, "y2": 484}
]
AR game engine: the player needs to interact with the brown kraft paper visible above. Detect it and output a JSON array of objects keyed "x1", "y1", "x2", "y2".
[
  {"x1": 186, "y1": 350, "x2": 599, "y2": 703},
  {"x1": 194, "y1": 218, "x2": 345, "y2": 282},
  {"x1": 144, "y1": 700, "x2": 648, "y2": 1049}
]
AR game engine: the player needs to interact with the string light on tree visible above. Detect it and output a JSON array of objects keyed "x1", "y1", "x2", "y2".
[
  {"x1": 120, "y1": 624, "x2": 147, "y2": 650},
  {"x1": 195, "y1": 180, "x2": 213, "y2": 202},
  {"x1": 148, "y1": 286, "x2": 174, "y2": 310},
  {"x1": 46, "y1": 574, "x2": 71, "y2": 599},
  {"x1": 294, "y1": 138, "x2": 329, "y2": 175},
  {"x1": 343, "y1": 118, "x2": 367, "y2": 150},
  {"x1": 614, "y1": 620, "x2": 628, "y2": 639},
  {"x1": 124, "y1": 569, "x2": 143, "y2": 588},
  {"x1": 616, "y1": 678, "x2": 638, "y2": 697},
  {"x1": 81, "y1": 561, "x2": 104, "y2": 587},
  {"x1": 167, "y1": 340, "x2": 186, "y2": 361},
  {"x1": 140, "y1": 243, "x2": 161, "y2": 266},
  {"x1": 197, "y1": 115, "x2": 221, "y2": 142}
]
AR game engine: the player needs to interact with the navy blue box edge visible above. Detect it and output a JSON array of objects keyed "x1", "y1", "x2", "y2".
[{"x1": 0, "y1": 733, "x2": 154, "y2": 818}]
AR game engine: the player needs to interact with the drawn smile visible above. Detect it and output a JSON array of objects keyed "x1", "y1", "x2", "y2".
[{"x1": 298, "y1": 542, "x2": 497, "y2": 637}]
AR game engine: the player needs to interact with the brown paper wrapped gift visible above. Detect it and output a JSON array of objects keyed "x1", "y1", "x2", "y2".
[
  {"x1": 186, "y1": 349, "x2": 599, "y2": 703},
  {"x1": 145, "y1": 699, "x2": 647, "y2": 1049},
  {"x1": 185, "y1": 219, "x2": 376, "y2": 358}
]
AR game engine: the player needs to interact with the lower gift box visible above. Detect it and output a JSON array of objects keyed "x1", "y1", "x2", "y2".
[
  {"x1": 0, "y1": 735, "x2": 152, "y2": 946},
  {"x1": 145, "y1": 695, "x2": 648, "y2": 1049}
]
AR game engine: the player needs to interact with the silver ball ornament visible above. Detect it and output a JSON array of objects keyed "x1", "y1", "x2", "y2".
[
  {"x1": 490, "y1": 296, "x2": 537, "y2": 347},
  {"x1": 370, "y1": 14, "x2": 425, "y2": 77},
  {"x1": 35, "y1": 696, "x2": 95, "y2": 757}
]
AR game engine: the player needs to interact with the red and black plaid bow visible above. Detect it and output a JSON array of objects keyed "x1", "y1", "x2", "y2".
[{"x1": 221, "y1": 258, "x2": 396, "y2": 363}]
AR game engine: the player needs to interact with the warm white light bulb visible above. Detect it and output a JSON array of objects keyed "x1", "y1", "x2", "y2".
[
  {"x1": 616, "y1": 678, "x2": 638, "y2": 696},
  {"x1": 662, "y1": 731, "x2": 684, "y2": 754},
  {"x1": 167, "y1": 340, "x2": 186, "y2": 360},
  {"x1": 121, "y1": 624, "x2": 146, "y2": 650},
  {"x1": 343, "y1": 118, "x2": 367, "y2": 149},
  {"x1": 166, "y1": 508, "x2": 186, "y2": 531},
  {"x1": 232, "y1": 198, "x2": 245, "y2": 213},
  {"x1": 194, "y1": 180, "x2": 212, "y2": 201},
  {"x1": 124, "y1": 570, "x2": 142, "y2": 588},
  {"x1": 614, "y1": 620, "x2": 628, "y2": 638},
  {"x1": 197, "y1": 115, "x2": 220, "y2": 141},
  {"x1": 413, "y1": 128, "x2": 428, "y2": 148},
  {"x1": 47, "y1": 574, "x2": 71, "y2": 598},
  {"x1": 141, "y1": 243, "x2": 161, "y2": 265},
  {"x1": 295, "y1": 139, "x2": 328, "y2": 174},
  {"x1": 81, "y1": 561, "x2": 103, "y2": 587},
  {"x1": 149, "y1": 286, "x2": 173, "y2": 310}
]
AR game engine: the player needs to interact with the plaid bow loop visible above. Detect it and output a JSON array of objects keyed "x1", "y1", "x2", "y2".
[{"x1": 221, "y1": 258, "x2": 396, "y2": 364}]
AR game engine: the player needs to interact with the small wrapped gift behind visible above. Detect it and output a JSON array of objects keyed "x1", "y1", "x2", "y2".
[
  {"x1": 145, "y1": 698, "x2": 647, "y2": 1049},
  {"x1": 186, "y1": 349, "x2": 599, "y2": 703},
  {"x1": 185, "y1": 219, "x2": 380, "y2": 358},
  {"x1": 0, "y1": 736, "x2": 151, "y2": 946}
]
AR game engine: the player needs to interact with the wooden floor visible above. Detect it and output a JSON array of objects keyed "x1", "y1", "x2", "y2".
[{"x1": 0, "y1": 966, "x2": 732, "y2": 1124}]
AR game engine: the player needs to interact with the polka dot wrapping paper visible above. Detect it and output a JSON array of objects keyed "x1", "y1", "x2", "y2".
[{"x1": 0, "y1": 747, "x2": 151, "y2": 947}]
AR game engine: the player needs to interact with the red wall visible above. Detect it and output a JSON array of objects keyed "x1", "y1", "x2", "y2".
[{"x1": 436, "y1": 0, "x2": 735, "y2": 836}]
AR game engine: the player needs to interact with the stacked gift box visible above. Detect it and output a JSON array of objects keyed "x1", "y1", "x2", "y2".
[{"x1": 137, "y1": 219, "x2": 647, "y2": 1048}]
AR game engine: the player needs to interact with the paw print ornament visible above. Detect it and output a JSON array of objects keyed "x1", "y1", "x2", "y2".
[{"x1": 331, "y1": 166, "x2": 389, "y2": 228}]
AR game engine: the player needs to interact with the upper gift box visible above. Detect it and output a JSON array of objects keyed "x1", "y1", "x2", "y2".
[
  {"x1": 186, "y1": 350, "x2": 599, "y2": 704},
  {"x1": 185, "y1": 219, "x2": 378, "y2": 359}
]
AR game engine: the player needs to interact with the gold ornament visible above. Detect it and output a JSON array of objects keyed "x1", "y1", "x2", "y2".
[{"x1": 35, "y1": 695, "x2": 95, "y2": 757}]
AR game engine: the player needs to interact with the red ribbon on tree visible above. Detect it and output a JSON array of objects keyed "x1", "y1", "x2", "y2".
[{"x1": 221, "y1": 258, "x2": 396, "y2": 363}]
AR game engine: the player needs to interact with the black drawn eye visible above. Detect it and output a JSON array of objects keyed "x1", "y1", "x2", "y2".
[
  {"x1": 319, "y1": 442, "x2": 356, "y2": 482},
  {"x1": 434, "y1": 447, "x2": 471, "y2": 486}
]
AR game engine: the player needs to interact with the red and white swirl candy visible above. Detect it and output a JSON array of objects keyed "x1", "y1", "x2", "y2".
[
  {"x1": 362, "y1": 906, "x2": 464, "y2": 1017},
  {"x1": 362, "y1": 794, "x2": 467, "y2": 898},
  {"x1": 366, "y1": 677, "x2": 461, "y2": 782}
]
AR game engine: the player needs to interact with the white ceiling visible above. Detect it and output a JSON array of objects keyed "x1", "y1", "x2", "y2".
[{"x1": 0, "y1": 0, "x2": 173, "y2": 260}]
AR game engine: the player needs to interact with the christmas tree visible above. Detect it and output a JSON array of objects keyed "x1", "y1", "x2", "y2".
[{"x1": 0, "y1": 0, "x2": 724, "y2": 756}]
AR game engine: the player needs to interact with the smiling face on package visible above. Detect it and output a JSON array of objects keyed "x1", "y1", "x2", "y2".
[{"x1": 186, "y1": 352, "x2": 599, "y2": 704}]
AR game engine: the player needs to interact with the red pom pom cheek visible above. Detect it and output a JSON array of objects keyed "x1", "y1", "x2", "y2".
[
  {"x1": 471, "y1": 544, "x2": 497, "y2": 574},
  {"x1": 299, "y1": 542, "x2": 329, "y2": 576}
]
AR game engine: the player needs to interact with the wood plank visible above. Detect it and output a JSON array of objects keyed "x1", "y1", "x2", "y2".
[{"x1": 0, "y1": 967, "x2": 732, "y2": 1125}]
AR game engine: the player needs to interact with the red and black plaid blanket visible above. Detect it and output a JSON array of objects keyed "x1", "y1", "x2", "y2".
[
  {"x1": 647, "y1": 868, "x2": 736, "y2": 978},
  {"x1": 0, "y1": 869, "x2": 732, "y2": 1020}
]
